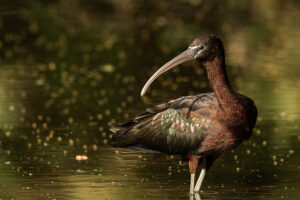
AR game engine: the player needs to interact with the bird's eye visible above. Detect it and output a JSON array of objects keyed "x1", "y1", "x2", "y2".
[{"x1": 198, "y1": 45, "x2": 204, "y2": 50}]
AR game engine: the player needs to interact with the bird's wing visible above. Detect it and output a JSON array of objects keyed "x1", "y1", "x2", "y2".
[{"x1": 110, "y1": 93, "x2": 218, "y2": 154}]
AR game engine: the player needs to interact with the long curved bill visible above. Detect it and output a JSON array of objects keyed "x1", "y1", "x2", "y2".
[{"x1": 141, "y1": 47, "x2": 197, "y2": 96}]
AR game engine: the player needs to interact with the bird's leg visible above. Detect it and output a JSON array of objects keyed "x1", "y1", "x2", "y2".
[
  {"x1": 190, "y1": 173, "x2": 195, "y2": 195},
  {"x1": 194, "y1": 168, "x2": 206, "y2": 192},
  {"x1": 188, "y1": 158, "x2": 199, "y2": 195},
  {"x1": 194, "y1": 158, "x2": 207, "y2": 193}
]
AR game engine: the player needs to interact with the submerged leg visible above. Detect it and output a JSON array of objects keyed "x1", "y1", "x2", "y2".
[
  {"x1": 194, "y1": 193, "x2": 202, "y2": 200},
  {"x1": 188, "y1": 158, "x2": 199, "y2": 194}
]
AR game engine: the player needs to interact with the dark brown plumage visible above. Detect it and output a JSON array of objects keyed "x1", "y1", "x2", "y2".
[{"x1": 110, "y1": 35, "x2": 257, "y2": 194}]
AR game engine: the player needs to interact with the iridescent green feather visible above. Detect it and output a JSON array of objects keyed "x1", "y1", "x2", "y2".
[{"x1": 111, "y1": 93, "x2": 216, "y2": 154}]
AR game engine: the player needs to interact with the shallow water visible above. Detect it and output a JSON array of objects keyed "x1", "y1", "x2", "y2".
[{"x1": 0, "y1": 1, "x2": 299, "y2": 199}]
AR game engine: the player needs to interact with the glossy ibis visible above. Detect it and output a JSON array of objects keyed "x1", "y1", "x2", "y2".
[{"x1": 110, "y1": 35, "x2": 257, "y2": 194}]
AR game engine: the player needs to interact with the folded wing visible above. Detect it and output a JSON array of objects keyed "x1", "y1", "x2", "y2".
[{"x1": 110, "y1": 93, "x2": 217, "y2": 154}]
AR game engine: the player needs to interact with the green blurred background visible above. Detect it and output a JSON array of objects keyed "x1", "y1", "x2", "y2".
[{"x1": 0, "y1": 0, "x2": 299, "y2": 199}]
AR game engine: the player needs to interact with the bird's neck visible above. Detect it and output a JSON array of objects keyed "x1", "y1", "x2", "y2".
[{"x1": 203, "y1": 54, "x2": 240, "y2": 112}]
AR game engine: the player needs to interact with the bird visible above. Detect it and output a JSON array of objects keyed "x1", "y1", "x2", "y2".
[{"x1": 110, "y1": 35, "x2": 258, "y2": 194}]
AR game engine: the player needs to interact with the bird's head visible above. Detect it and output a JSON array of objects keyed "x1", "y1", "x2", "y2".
[
  {"x1": 189, "y1": 35, "x2": 224, "y2": 61},
  {"x1": 141, "y1": 35, "x2": 224, "y2": 96}
]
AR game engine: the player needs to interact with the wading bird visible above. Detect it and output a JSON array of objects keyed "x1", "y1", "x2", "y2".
[{"x1": 110, "y1": 35, "x2": 257, "y2": 194}]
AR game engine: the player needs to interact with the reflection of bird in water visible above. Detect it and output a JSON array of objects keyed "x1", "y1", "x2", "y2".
[
  {"x1": 110, "y1": 35, "x2": 257, "y2": 194},
  {"x1": 192, "y1": 193, "x2": 201, "y2": 200}
]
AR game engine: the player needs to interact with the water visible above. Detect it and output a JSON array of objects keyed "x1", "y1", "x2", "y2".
[{"x1": 0, "y1": 1, "x2": 299, "y2": 199}]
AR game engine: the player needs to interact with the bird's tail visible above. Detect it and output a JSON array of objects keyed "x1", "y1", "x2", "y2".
[
  {"x1": 110, "y1": 101, "x2": 172, "y2": 147},
  {"x1": 109, "y1": 112, "x2": 154, "y2": 147}
]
